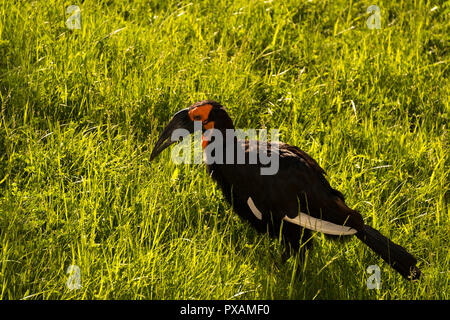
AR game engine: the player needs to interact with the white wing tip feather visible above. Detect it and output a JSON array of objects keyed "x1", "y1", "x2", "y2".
[
  {"x1": 247, "y1": 196, "x2": 357, "y2": 236},
  {"x1": 283, "y1": 213, "x2": 357, "y2": 236},
  {"x1": 247, "y1": 197, "x2": 263, "y2": 220}
]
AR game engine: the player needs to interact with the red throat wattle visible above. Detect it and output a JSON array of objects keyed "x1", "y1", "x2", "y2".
[{"x1": 202, "y1": 135, "x2": 208, "y2": 149}]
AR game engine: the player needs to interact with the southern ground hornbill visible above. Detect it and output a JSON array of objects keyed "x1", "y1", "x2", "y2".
[{"x1": 150, "y1": 100, "x2": 421, "y2": 280}]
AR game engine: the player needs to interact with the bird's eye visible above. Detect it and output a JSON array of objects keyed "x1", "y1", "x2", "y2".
[{"x1": 194, "y1": 115, "x2": 202, "y2": 121}]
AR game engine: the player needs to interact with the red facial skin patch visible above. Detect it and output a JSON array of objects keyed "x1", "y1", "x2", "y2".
[
  {"x1": 188, "y1": 104, "x2": 213, "y2": 122},
  {"x1": 189, "y1": 104, "x2": 214, "y2": 149}
]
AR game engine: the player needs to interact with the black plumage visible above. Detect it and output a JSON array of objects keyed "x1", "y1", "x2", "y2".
[{"x1": 150, "y1": 100, "x2": 421, "y2": 280}]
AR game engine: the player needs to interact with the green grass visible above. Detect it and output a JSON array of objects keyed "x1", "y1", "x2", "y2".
[{"x1": 0, "y1": 0, "x2": 448, "y2": 300}]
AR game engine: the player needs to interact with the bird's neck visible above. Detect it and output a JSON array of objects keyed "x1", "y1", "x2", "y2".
[
  {"x1": 201, "y1": 124, "x2": 239, "y2": 171},
  {"x1": 202, "y1": 117, "x2": 235, "y2": 149}
]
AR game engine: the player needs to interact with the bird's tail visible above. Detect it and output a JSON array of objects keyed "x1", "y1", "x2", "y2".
[{"x1": 356, "y1": 224, "x2": 421, "y2": 280}]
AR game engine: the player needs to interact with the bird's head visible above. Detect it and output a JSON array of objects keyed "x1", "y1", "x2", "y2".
[{"x1": 150, "y1": 100, "x2": 234, "y2": 161}]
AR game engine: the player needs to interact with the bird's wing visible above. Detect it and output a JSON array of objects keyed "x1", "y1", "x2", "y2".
[{"x1": 217, "y1": 140, "x2": 364, "y2": 233}]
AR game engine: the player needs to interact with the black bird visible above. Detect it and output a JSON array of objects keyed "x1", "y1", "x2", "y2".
[{"x1": 150, "y1": 100, "x2": 421, "y2": 280}]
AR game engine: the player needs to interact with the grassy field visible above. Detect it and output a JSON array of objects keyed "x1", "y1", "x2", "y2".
[{"x1": 0, "y1": 0, "x2": 448, "y2": 300}]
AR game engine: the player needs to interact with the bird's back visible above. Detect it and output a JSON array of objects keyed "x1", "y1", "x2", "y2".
[{"x1": 207, "y1": 140, "x2": 364, "y2": 232}]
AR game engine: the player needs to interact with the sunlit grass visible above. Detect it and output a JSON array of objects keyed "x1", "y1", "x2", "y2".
[{"x1": 0, "y1": 0, "x2": 448, "y2": 299}]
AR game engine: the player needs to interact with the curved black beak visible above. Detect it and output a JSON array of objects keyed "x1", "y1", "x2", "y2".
[{"x1": 150, "y1": 108, "x2": 194, "y2": 161}]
